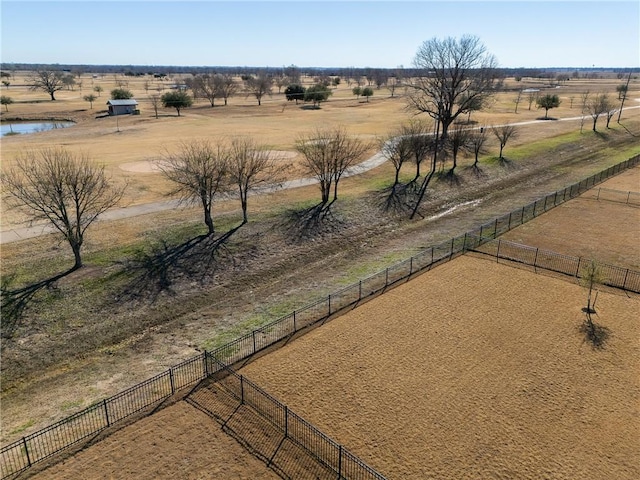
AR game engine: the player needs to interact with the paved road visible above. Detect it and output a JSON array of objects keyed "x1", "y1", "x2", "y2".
[{"x1": 2, "y1": 103, "x2": 638, "y2": 245}]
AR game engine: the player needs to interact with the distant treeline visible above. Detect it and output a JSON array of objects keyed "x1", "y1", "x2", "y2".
[{"x1": 1, "y1": 63, "x2": 637, "y2": 79}]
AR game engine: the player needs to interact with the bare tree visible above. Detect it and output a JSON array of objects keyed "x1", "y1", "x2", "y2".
[
  {"x1": 526, "y1": 89, "x2": 538, "y2": 110},
  {"x1": 274, "y1": 75, "x2": 290, "y2": 94},
  {"x1": 446, "y1": 124, "x2": 470, "y2": 175},
  {"x1": 491, "y1": 125, "x2": 518, "y2": 160},
  {"x1": 379, "y1": 131, "x2": 412, "y2": 190},
  {"x1": 579, "y1": 91, "x2": 590, "y2": 133},
  {"x1": 587, "y1": 93, "x2": 614, "y2": 132},
  {"x1": 193, "y1": 74, "x2": 220, "y2": 107},
  {"x1": 28, "y1": 70, "x2": 65, "y2": 100},
  {"x1": 514, "y1": 90, "x2": 523, "y2": 113},
  {"x1": 245, "y1": 74, "x2": 273, "y2": 106},
  {"x1": 401, "y1": 119, "x2": 433, "y2": 182},
  {"x1": 228, "y1": 137, "x2": 284, "y2": 224},
  {"x1": 159, "y1": 140, "x2": 229, "y2": 235},
  {"x1": 407, "y1": 35, "x2": 499, "y2": 139},
  {"x1": 149, "y1": 94, "x2": 161, "y2": 119},
  {"x1": 296, "y1": 127, "x2": 371, "y2": 206},
  {"x1": 2, "y1": 148, "x2": 126, "y2": 270},
  {"x1": 466, "y1": 126, "x2": 488, "y2": 169},
  {"x1": 217, "y1": 74, "x2": 239, "y2": 106}
]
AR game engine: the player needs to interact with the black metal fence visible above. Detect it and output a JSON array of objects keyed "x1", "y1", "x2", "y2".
[
  {"x1": 204, "y1": 356, "x2": 387, "y2": 480},
  {"x1": 471, "y1": 239, "x2": 640, "y2": 293},
  {"x1": 2, "y1": 154, "x2": 638, "y2": 479},
  {"x1": 580, "y1": 187, "x2": 640, "y2": 206}
]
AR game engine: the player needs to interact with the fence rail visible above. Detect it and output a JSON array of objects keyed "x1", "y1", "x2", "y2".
[
  {"x1": 2, "y1": 153, "x2": 638, "y2": 479},
  {"x1": 472, "y1": 239, "x2": 640, "y2": 293},
  {"x1": 207, "y1": 356, "x2": 387, "y2": 480}
]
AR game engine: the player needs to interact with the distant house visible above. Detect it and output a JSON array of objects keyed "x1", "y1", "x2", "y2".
[{"x1": 107, "y1": 99, "x2": 139, "y2": 116}]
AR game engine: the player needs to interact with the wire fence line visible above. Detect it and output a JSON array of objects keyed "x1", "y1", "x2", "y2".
[{"x1": 1, "y1": 153, "x2": 638, "y2": 479}]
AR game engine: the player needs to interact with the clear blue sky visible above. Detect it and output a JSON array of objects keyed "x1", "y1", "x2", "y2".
[{"x1": 1, "y1": 1, "x2": 638, "y2": 69}]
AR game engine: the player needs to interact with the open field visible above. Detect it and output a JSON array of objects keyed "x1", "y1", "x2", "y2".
[
  {"x1": 2, "y1": 73, "x2": 639, "y2": 224},
  {"x1": 2, "y1": 72, "x2": 640, "y2": 463}
]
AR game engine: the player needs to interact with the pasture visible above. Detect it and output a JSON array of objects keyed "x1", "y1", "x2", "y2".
[
  {"x1": 18, "y1": 154, "x2": 640, "y2": 480},
  {"x1": 1, "y1": 70, "x2": 640, "y2": 477}
]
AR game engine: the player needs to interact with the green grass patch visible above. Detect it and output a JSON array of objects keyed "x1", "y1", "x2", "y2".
[{"x1": 9, "y1": 419, "x2": 34, "y2": 436}]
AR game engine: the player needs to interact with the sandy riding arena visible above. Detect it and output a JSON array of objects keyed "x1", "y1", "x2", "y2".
[
  {"x1": 32, "y1": 401, "x2": 279, "y2": 480},
  {"x1": 240, "y1": 255, "x2": 639, "y2": 480}
]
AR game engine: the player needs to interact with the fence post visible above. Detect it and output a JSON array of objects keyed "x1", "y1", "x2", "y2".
[
  {"x1": 284, "y1": 406, "x2": 289, "y2": 437},
  {"x1": 385, "y1": 268, "x2": 389, "y2": 286},
  {"x1": 463, "y1": 233, "x2": 467, "y2": 252},
  {"x1": 627, "y1": 191, "x2": 631, "y2": 204},
  {"x1": 508, "y1": 212, "x2": 512, "y2": 231},
  {"x1": 169, "y1": 368, "x2": 175, "y2": 395},
  {"x1": 203, "y1": 351, "x2": 210, "y2": 376},
  {"x1": 431, "y1": 246, "x2": 434, "y2": 266},
  {"x1": 252, "y1": 330, "x2": 257, "y2": 354},
  {"x1": 575, "y1": 257, "x2": 582, "y2": 277},
  {"x1": 622, "y1": 269, "x2": 629, "y2": 290},
  {"x1": 496, "y1": 239, "x2": 501, "y2": 263},
  {"x1": 450, "y1": 237, "x2": 455, "y2": 258},
  {"x1": 410, "y1": 256, "x2": 414, "y2": 275},
  {"x1": 240, "y1": 375, "x2": 245, "y2": 404},
  {"x1": 338, "y1": 445, "x2": 343, "y2": 479},
  {"x1": 533, "y1": 248, "x2": 539, "y2": 273},
  {"x1": 358, "y1": 280, "x2": 362, "y2": 300},
  {"x1": 103, "y1": 399, "x2": 111, "y2": 427},
  {"x1": 543, "y1": 195, "x2": 548, "y2": 211},
  {"x1": 328, "y1": 294, "x2": 332, "y2": 315},
  {"x1": 494, "y1": 218, "x2": 498, "y2": 238},
  {"x1": 293, "y1": 310, "x2": 297, "y2": 332},
  {"x1": 521, "y1": 206, "x2": 525, "y2": 224},
  {"x1": 596, "y1": 188, "x2": 601, "y2": 200},
  {"x1": 22, "y1": 437, "x2": 32, "y2": 467}
]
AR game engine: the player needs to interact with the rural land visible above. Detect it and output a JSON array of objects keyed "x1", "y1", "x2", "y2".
[{"x1": 1, "y1": 55, "x2": 639, "y2": 479}]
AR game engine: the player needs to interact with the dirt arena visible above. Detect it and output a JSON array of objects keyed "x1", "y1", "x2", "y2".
[
  {"x1": 33, "y1": 401, "x2": 280, "y2": 480},
  {"x1": 500, "y1": 166, "x2": 640, "y2": 268},
  {"x1": 240, "y1": 256, "x2": 639, "y2": 479},
  {"x1": 18, "y1": 153, "x2": 640, "y2": 478}
]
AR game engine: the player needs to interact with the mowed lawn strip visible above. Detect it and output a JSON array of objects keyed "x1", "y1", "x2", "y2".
[{"x1": 240, "y1": 255, "x2": 640, "y2": 480}]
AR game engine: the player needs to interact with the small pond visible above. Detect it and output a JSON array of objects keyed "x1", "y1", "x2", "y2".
[{"x1": 1, "y1": 121, "x2": 75, "y2": 137}]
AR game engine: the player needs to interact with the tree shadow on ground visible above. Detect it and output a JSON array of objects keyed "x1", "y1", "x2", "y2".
[
  {"x1": 281, "y1": 202, "x2": 345, "y2": 240},
  {"x1": 437, "y1": 169, "x2": 462, "y2": 186},
  {"x1": 0, "y1": 268, "x2": 75, "y2": 339},
  {"x1": 121, "y1": 226, "x2": 241, "y2": 300},
  {"x1": 375, "y1": 184, "x2": 417, "y2": 215},
  {"x1": 497, "y1": 157, "x2": 517, "y2": 169},
  {"x1": 579, "y1": 310, "x2": 611, "y2": 350},
  {"x1": 465, "y1": 164, "x2": 488, "y2": 179}
]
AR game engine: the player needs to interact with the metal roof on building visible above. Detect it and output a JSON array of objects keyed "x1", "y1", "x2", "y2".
[{"x1": 106, "y1": 99, "x2": 138, "y2": 106}]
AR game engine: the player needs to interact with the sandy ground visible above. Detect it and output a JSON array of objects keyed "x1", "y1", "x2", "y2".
[
  {"x1": 501, "y1": 166, "x2": 640, "y2": 269},
  {"x1": 239, "y1": 255, "x2": 640, "y2": 480},
  {"x1": 32, "y1": 401, "x2": 280, "y2": 480}
]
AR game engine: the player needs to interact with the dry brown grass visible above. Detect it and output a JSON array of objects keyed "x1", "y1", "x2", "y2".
[
  {"x1": 2, "y1": 73, "x2": 639, "y2": 224},
  {"x1": 2, "y1": 72, "x2": 640, "y2": 476}
]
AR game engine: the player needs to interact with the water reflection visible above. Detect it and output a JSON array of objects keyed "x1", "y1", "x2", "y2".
[{"x1": 1, "y1": 121, "x2": 75, "y2": 137}]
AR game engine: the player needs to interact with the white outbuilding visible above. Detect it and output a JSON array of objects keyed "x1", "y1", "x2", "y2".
[{"x1": 107, "y1": 99, "x2": 139, "y2": 116}]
